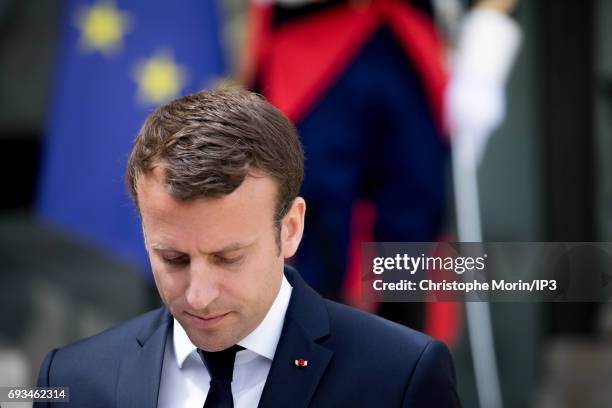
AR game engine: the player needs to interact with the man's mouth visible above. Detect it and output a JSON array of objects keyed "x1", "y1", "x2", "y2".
[{"x1": 184, "y1": 311, "x2": 230, "y2": 328}]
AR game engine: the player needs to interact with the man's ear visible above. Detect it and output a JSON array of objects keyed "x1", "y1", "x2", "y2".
[{"x1": 281, "y1": 197, "x2": 306, "y2": 259}]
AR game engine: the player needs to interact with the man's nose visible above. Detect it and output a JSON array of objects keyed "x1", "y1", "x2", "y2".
[{"x1": 185, "y1": 260, "x2": 220, "y2": 310}]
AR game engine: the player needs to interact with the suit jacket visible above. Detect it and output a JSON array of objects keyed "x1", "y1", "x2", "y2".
[{"x1": 35, "y1": 266, "x2": 461, "y2": 407}]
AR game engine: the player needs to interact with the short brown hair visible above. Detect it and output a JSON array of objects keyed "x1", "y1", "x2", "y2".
[{"x1": 126, "y1": 88, "x2": 304, "y2": 233}]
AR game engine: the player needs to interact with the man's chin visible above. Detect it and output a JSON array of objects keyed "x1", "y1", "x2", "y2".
[
  {"x1": 178, "y1": 313, "x2": 240, "y2": 351},
  {"x1": 187, "y1": 332, "x2": 237, "y2": 352}
]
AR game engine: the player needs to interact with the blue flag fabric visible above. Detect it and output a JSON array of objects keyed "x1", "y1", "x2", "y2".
[{"x1": 38, "y1": 0, "x2": 226, "y2": 274}]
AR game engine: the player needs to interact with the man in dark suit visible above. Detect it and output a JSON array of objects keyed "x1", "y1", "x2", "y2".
[{"x1": 35, "y1": 88, "x2": 460, "y2": 407}]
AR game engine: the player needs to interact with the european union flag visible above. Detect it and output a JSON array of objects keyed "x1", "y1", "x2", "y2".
[{"x1": 38, "y1": 0, "x2": 226, "y2": 274}]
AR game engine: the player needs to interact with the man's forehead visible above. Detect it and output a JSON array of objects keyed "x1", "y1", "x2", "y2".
[{"x1": 137, "y1": 167, "x2": 278, "y2": 246}]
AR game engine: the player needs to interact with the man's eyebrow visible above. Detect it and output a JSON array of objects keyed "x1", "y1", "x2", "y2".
[
  {"x1": 149, "y1": 243, "x2": 182, "y2": 252},
  {"x1": 149, "y1": 242, "x2": 253, "y2": 254},
  {"x1": 206, "y1": 242, "x2": 253, "y2": 254}
]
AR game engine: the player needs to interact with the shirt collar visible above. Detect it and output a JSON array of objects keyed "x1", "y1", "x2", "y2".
[{"x1": 173, "y1": 274, "x2": 293, "y2": 368}]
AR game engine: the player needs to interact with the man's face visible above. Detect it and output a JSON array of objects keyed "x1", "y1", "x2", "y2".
[{"x1": 137, "y1": 167, "x2": 303, "y2": 351}]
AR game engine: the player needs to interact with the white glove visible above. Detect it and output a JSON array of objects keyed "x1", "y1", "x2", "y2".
[{"x1": 446, "y1": 8, "x2": 521, "y2": 164}]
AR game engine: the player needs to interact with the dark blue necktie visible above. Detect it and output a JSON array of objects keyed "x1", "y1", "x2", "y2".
[{"x1": 198, "y1": 345, "x2": 244, "y2": 408}]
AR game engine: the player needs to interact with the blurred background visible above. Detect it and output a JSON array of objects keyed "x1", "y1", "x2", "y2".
[{"x1": 1, "y1": 0, "x2": 611, "y2": 407}]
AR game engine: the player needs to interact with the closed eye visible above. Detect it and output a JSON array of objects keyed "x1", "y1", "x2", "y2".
[
  {"x1": 215, "y1": 255, "x2": 243, "y2": 265},
  {"x1": 162, "y1": 256, "x2": 190, "y2": 267}
]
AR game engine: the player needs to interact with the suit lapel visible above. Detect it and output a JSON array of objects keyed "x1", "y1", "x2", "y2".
[
  {"x1": 258, "y1": 266, "x2": 333, "y2": 408},
  {"x1": 116, "y1": 308, "x2": 171, "y2": 408}
]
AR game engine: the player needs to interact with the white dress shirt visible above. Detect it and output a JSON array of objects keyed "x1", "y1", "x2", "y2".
[{"x1": 157, "y1": 275, "x2": 293, "y2": 408}]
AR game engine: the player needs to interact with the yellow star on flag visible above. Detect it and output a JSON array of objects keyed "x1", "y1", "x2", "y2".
[
  {"x1": 75, "y1": 1, "x2": 131, "y2": 55},
  {"x1": 134, "y1": 51, "x2": 187, "y2": 105}
]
